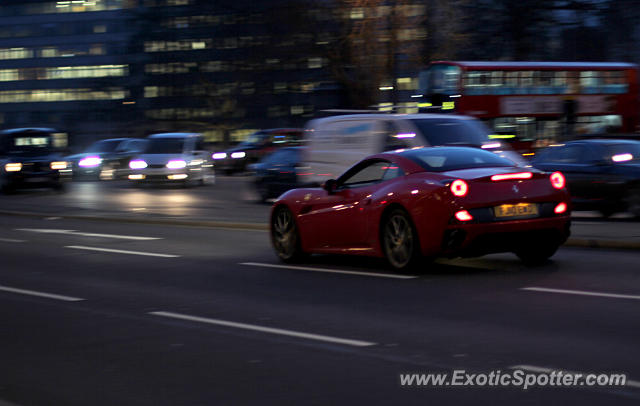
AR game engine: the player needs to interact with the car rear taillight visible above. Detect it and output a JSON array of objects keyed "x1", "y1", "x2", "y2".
[
  {"x1": 550, "y1": 172, "x2": 565, "y2": 189},
  {"x1": 554, "y1": 202, "x2": 568, "y2": 214},
  {"x1": 491, "y1": 172, "x2": 533, "y2": 181},
  {"x1": 455, "y1": 210, "x2": 473, "y2": 221},
  {"x1": 450, "y1": 179, "x2": 468, "y2": 197}
]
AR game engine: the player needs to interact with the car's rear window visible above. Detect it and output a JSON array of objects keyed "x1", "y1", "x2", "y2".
[
  {"x1": 402, "y1": 147, "x2": 513, "y2": 172},
  {"x1": 409, "y1": 118, "x2": 491, "y2": 147}
]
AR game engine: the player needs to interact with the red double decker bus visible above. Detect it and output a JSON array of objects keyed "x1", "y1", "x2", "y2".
[{"x1": 418, "y1": 61, "x2": 640, "y2": 152}]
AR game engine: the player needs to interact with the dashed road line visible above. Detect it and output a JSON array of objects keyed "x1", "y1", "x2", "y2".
[
  {"x1": 149, "y1": 310, "x2": 377, "y2": 347},
  {"x1": 0, "y1": 285, "x2": 84, "y2": 302},
  {"x1": 521, "y1": 287, "x2": 640, "y2": 301},
  {"x1": 240, "y1": 262, "x2": 417, "y2": 279},
  {"x1": 65, "y1": 245, "x2": 180, "y2": 258},
  {"x1": 15, "y1": 228, "x2": 160, "y2": 241}
]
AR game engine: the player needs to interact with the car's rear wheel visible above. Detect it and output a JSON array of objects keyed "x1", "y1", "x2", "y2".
[
  {"x1": 515, "y1": 242, "x2": 560, "y2": 265},
  {"x1": 381, "y1": 208, "x2": 419, "y2": 271},
  {"x1": 271, "y1": 206, "x2": 304, "y2": 262}
]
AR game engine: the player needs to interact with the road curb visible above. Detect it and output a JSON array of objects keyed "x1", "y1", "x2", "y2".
[
  {"x1": 1, "y1": 210, "x2": 638, "y2": 250},
  {"x1": 564, "y1": 238, "x2": 640, "y2": 251}
]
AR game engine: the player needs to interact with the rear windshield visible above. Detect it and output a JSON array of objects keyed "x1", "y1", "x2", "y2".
[
  {"x1": 85, "y1": 140, "x2": 121, "y2": 153},
  {"x1": 409, "y1": 118, "x2": 491, "y2": 147},
  {"x1": 145, "y1": 138, "x2": 185, "y2": 154},
  {"x1": 402, "y1": 147, "x2": 513, "y2": 172}
]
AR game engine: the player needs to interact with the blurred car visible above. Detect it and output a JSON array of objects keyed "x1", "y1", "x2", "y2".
[
  {"x1": 0, "y1": 128, "x2": 71, "y2": 193},
  {"x1": 213, "y1": 128, "x2": 303, "y2": 174},
  {"x1": 271, "y1": 146, "x2": 571, "y2": 270},
  {"x1": 302, "y1": 113, "x2": 525, "y2": 186},
  {"x1": 128, "y1": 132, "x2": 213, "y2": 186},
  {"x1": 532, "y1": 139, "x2": 640, "y2": 217},
  {"x1": 251, "y1": 146, "x2": 305, "y2": 202},
  {"x1": 67, "y1": 138, "x2": 147, "y2": 180}
]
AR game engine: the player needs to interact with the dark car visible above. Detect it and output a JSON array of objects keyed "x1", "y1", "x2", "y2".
[
  {"x1": 213, "y1": 128, "x2": 303, "y2": 174},
  {"x1": 532, "y1": 139, "x2": 640, "y2": 217},
  {"x1": 67, "y1": 138, "x2": 148, "y2": 180},
  {"x1": 252, "y1": 147, "x2": 305, "y2": 202},
  {"x1": 0, "y1": 128, "x2": 72, "y2": 193},
  {"x1": 271, "y1": 147, "x2": 571, "y2": 270}
]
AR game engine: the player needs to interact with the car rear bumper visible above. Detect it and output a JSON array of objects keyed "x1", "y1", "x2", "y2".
[{"x1": 440, "y1": 216, "x2": 571, "y2": 258}]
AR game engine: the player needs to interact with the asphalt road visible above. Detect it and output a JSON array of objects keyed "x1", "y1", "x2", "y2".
[{"x1": 1, "y1": 214, "x2": 640, "y2": 405}]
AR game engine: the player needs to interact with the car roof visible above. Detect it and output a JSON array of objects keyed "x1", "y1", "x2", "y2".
[
  {"x1": 147, "y1": 132, "x2": 201, "y2": 139},
  {"x1": 309, "y1": 113, "x2": 475, "y2": 125},
  {"x1": 0, "y1": 127, "x2": 57, "y2": 135}
]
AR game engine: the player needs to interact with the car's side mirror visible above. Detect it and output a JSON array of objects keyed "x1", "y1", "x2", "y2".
[{"x1": 323, "y1": 179, "x2": 337, "y2": 194}]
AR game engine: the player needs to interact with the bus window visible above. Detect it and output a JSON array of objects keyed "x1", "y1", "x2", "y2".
[
  {"x1": 419, "y1": 64, "x2": 461, "y2": 96},
  {"x1": 581, "y1": 71, "x2": 601, "y2": 94}
]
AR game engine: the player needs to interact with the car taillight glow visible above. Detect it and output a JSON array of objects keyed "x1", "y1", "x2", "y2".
[
  {"x1": 450, "y1": 179, "x2": 468, "y2": 197},
  {"x1": 455, "y1": 210, "x2": 473, "y2": 221},
  {"x1": 129, "y1": 159, "x2": 147, "y2": 169},
  {"x1": 550, "y1": 171, "x2": 565, "y2": 189},
  {"x1": 554, "y1": 202, "x2": 568, "y2": 214},
  {"x1": 491, "y1": 172, "x2": 533, "y2": 181}
]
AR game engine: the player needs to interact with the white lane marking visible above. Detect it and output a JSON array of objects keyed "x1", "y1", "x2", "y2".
[
  {"x1": 65, "y1": 245, "x2": 180, "y2": 258},
  {"x1": 0, "y1": 285, "x2": 84, "y2": 302},
  {"x1": 0, "y1": 238, "x2": 25, "y2": 243},
  {"x1": 512, "y1": 365, "x2": 640, "y2": 389},
  {"x1": 149, "y1": 311, "x2": 376, "y2": 347},
  {"x1": 240, "y1": 262, "x2": 417, "y2": 279},
  {"x1": 15, "y1": 228, "x2": 160, "y2": 241},
  {"x1": 522, "y1": 287, "x2": 640, "y2": 301}
]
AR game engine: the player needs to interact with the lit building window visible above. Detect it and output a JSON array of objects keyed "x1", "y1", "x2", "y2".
[
  {"x1": 308, "y1": 57, "x2": 323, "y2": 69},
  {"x1": 0, "y1": 88, "x2": 128, "y2": 103}
]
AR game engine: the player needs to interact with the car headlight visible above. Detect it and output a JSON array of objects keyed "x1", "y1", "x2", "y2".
[
  {"x1": 50, "y1": 161, "x2": 68, "y2": 170},
  {"x1": 79, "y1": 156, "x2": 102, "y2": 168},
  {"x1": 212, "y1": 152, "x2": 227, "y2": 160},
  {"x1": 231, "y1": 151, "x2": 246, "y2": 159},
  {"x1": 166, "y1": 160, "x2": 187, "y2": 169},
  {"x1": 129, "y1": 159, "x2": 148, "y2": 169},
  {"x1": 4, "y1": 163, "x2": 22, "y2": 172}
]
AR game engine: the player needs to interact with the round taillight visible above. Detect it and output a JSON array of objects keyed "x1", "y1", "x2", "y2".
[
  {"x1": 450, "y1": 179, "x2": 468, "y2": 197},
  {"x1": 550, "y1": 172, "x2": 565, "y2": 189}
]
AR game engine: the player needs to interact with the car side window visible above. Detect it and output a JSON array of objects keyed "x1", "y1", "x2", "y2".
[
  {"x1": 543, "y1": 145, "x2": 585, "y2": 163},
  {"x1": 340, "y1": 160, "x2": 393, "y2": 189},
  {"x1": 381, "y1": 163, "x2": 405, "y2": 181}
]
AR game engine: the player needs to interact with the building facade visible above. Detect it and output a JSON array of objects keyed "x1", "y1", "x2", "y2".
[{"x1": 0, "y1": 0, "x2": 424, "y2": 148}]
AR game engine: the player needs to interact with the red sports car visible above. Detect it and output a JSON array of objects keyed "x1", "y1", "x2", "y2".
[{"x1": 270, "y1": 147, "x2": 571, "y2": 270}]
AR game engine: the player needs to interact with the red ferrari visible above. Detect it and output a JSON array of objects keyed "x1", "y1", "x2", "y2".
[{"x1": 270, "y1": 147, "x2": 571, "y2": 270}]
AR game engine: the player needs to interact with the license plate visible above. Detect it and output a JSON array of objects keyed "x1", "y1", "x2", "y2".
[{"x1": 494, "y1": 203, "x2": 539, "y2": 218}]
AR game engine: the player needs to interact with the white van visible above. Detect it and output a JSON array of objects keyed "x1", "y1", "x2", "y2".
[{"x1": 302, "y1": 113, "x2": 525, "y2": 185}]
